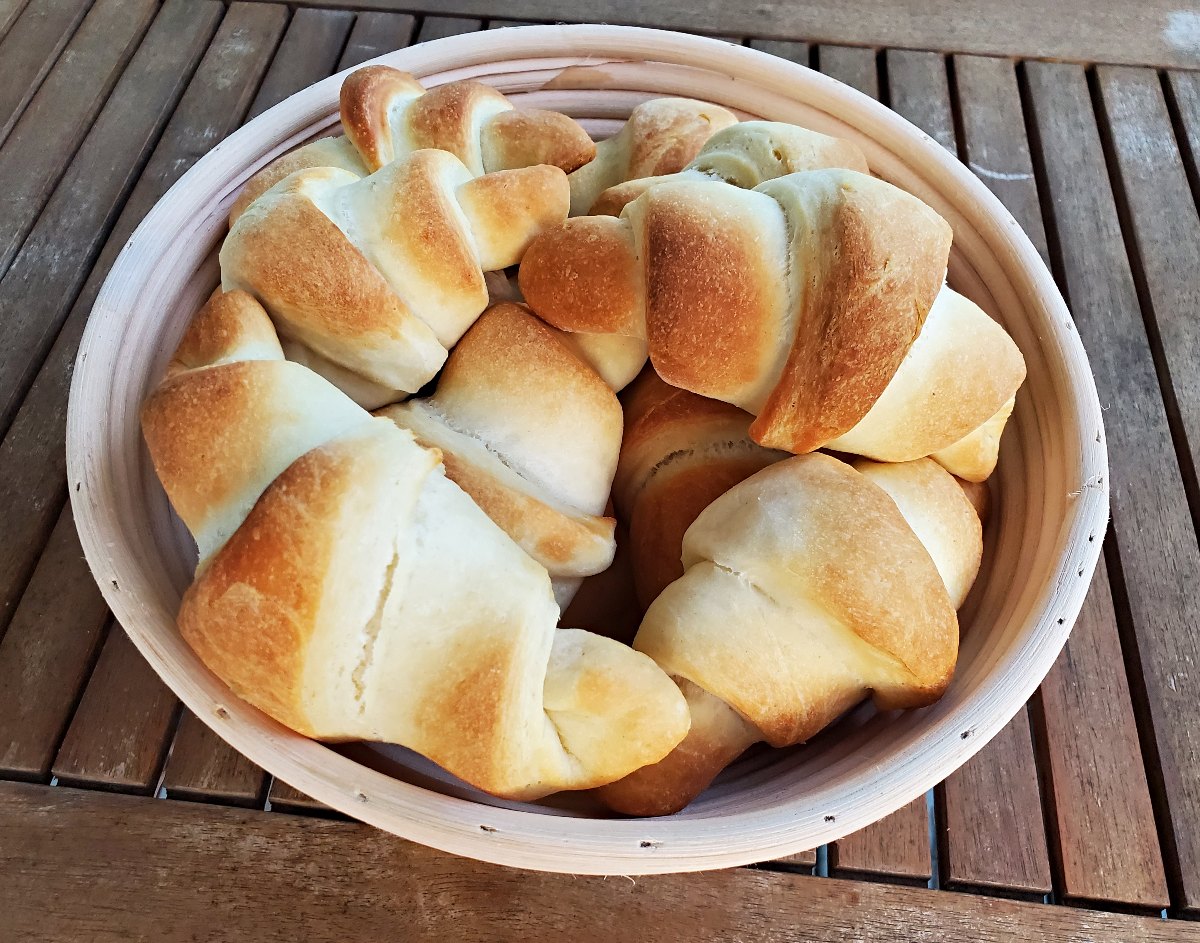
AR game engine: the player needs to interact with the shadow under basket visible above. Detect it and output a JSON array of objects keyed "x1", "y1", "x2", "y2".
[{"x1": 67, "y1": 25, "x2": 1108, "y2": 874}]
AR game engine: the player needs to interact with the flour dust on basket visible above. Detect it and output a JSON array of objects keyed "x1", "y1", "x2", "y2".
[{"x1": 140, "y1": 64, "x2": 1026, "y2": 810}]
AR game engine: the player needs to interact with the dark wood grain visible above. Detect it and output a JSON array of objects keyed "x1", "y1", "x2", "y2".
[
  {"x1": 1038, "y1": 564, "x2": 1170, "y2": 908},
  {"x1": 0, "y1": 0, "x2": 157, "y2": 281},
  {"x1": 1, "y1": 781, "x2": 1192, "y2": 943},
  {"x1": 831, "y1": 797, "x2": 931, "y2": 884},
  {"x1": 771, "y1": 848, "x2": 817, "y2": 869},
  {"x1": 268, "y1": 777, "x2": 332, "y2": 814},
  {"x1": 338, "y1": 11, "x2": 416, "y2": 68},
  {"x1": 161, "y1": 711, "x2": 265, "y2": 806},
  {"x1": 0, "y1": 0, "x2": 220, "y2": 439},
  {"x1": 0, "y1": 0, "x2": 285, "y2": 647},
  {"x1": 905, "y1": 52, "x2": 1052, "y2": 897},
  {"x1": 51, "y1": 626, "x2": 178, "y2": 791},
  {"x1": 246, "y1": 7, "x2": 354, "y2": 121},
  {"x1": 817, "y1": 44, "x2": 878, "y2": 99},
  {"x1": 747, "y1": 38, "x2": 811, "y2": 67},
  {"x1": 0, "y1": 506, "x2": 109, "y2": 781},
  {"x1": 0, "y1": 0, "x2": 92, "y2": 147},
  {"x1": 1025, "y1": 58, "x2": 1200, "y2": 915},
  {"x1": 415, "y1": 14, "x2": 481, "y2": 42}
]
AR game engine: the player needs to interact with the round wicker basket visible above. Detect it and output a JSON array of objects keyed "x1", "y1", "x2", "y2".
[{"x1": 67, "y1": 25, "x2": 1108, "y2": 874}]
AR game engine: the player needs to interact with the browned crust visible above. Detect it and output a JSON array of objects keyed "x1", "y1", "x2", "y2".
[
  {"x1": 518, "y1": 216, "x2": 644, "y2": 336},
  {"x1": 640, "y1": 189, "x2": 785, "y2": 402},
  {"x1": 589, "y1": 176, "x2": 662, "y2": 216},
  {"x1": 431, "y1": 445, "x2": 616, "y2": 571},
  {"x1": 483, "y1": 108, "x2": 596, "y2": 173},
  {"x1": 404, "y1": 80, "x2": 508, "y2": 170},
  {"x1": 164, "y1": 290, "x2": 280, "y2": 379},
  {"x1": 177, "y1": 433, "x2": 374, "y2": 734},
  {"x1": 628, "y1": 459, "x2": 775, "y2": 610},
  {"x1": 455, "y1": 165, "x2": 571, "y2": 269},
  {"x1": 340, "y1": 65, "x2": 426, "y2": 172},
  {"x1": 223, "y1": 188, "x2": 416, "y2": 344},
  {"x1": 375, "y1": 150, "x2": 484, "y2": 306},
  {"x1": 750, "y1": 175, "x2": 953, "y2": 453},
  {"x1": 624, "y1": 100, "x2": 739, "y2": 179}
]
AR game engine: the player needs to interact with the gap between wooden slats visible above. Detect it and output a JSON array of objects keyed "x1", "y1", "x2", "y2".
[
  {"x1": 1021, "y1": 58, "x2": 1200, "y2": 915},
  {"x1": 0, "y1": 0, "x2": 35, "y2": 41},
  {"x1": 0, "y1": 0, "x2": 93, "y2": 149},
  {"x1": 20, "y1": 2, "x2": 290, "y2": 790},
  {"x1": 159, "y1": 8, "x2": 422, "y2": 803},
  {"x1": 4, "y1": 782, "x2": 1196, "y2": 943},
  {"x1": 0, "y1": 0, "x2": 158, "y2": 285}
]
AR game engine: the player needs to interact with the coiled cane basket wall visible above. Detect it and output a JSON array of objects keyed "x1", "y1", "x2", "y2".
[{"x1": 67, "y1": 26, "x2": 1108, "y2": 874}]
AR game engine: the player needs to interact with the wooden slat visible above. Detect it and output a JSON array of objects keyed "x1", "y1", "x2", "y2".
[
  {"x1": 1098, "y1": 65, "x2": 1200, "y2": 545},
  {"x1": 0, "y1": 0, "x2": 157, "y2": 281},
  {"x1": 0, "y1": 0, "x2": 285, "y2": 643},
  {"x1": 885, "y1": 49, "x2": 954, "y2": 151},
  {"x1": 338, "y1": 11, "x2": 416, "y2": 68},
  {"x1": 0, "y1": 0, "x2": 92, "y2": 148},
  {"x1": 246, "y1": 7, "x2": 354, "y2": 121},
  {"x1": 268, "y1": 777, "x2": 333, "y2": 814},
  {"x1": 0, "y1": 0, "x2": 219, "y2": 439},
  {"x1": 161, "y1": 711, "x2": 265, "y2": 806},
  {"x1": 415, "y1": 13, "x2": 481, "y2": 42},
  {"x1": 1025, "y1": 58, "x2": 1200, "y2": 915},
  {"x1": 747, "y1": 38, "x2": 811, "y2": 67},
  {"x1": 488, "y1": 19, "x2": 535, "y2": 28},
  {"x1": 232, "y1": 0, "x2": 1200, "y2": 69},
  {"x1": 831, "y1": 797, "x2": 931, "y2": 884},
  {"x1": 817, "y1": 44, "x2": 878, "y2": 99},
  {"x1": 771, "y1": 848, "x2": 817, "y2": 869},
  {"x1": 1167, "y1": 71, "x2": 1200, "y2": 193},
  {"x1": 0, "y1": 0, "x2": 33, "y2": 40},
  {"x1": 1, "y1": 782, "x2": 1192, "y2": 943},
  {"x1": 51, "y1": 626, "x2": 178, "y2": 791},
  {"x1": 894, "y1": 52, "x2": 1051, "y2": 897},
  {"x1": 1038, "y1": 564, "x2": 1170, "y2": 908},
  {"x1": 939, "y1": 715, "x2": 1052, "y2": 895},
  {"x1": 0, "y1": 506, "x2": 108, "y2": 780}
]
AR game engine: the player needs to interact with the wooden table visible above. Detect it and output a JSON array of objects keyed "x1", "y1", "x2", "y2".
[{"x1": 0, "y1": 1, "x2": 1198, "y2": 938}]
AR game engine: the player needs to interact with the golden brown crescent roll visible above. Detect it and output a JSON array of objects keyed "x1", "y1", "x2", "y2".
[
  {"x1": 521, "y1": 169, "x2": 1024, "y2": 479},
  {"x1": 142, "y1": 291, "x2": 689, "y2": 800},
  {"x1": 231, "y1": 65, "x2": 595, "y2": 223},
  {"x1": 589, "y1": 120, "x2": 869, "y2": 216},
  {"x1": 566, "y1": 97, "x2": 738, "y2": 216},
  {"x1": 613, "y1": 369, "x2": 785, "y2": 610},
  {"x1": 221, "y1": 152, "x2": 569, "y2": 407},
  {"x1": 597, "y1": 454, "x2": 979, "y2": 816},
  {"x1": 380, "y1": 302, "x2": 621, "y2": 604}
]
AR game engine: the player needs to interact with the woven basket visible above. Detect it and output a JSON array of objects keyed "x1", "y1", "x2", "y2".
[{"x1": 67, "y1": 25, "x2": 1108, "y2": 874}]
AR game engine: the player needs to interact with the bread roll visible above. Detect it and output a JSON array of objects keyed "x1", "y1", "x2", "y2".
[
  {"x1": 232, "y1": 65, "x2": 594, "y2": 223},
  {"x1": 614, "y1": 369, "x2": 785, "y2": 609},
  {"x1": 589, "y1": 120, "x2": 869, "y2": 216},
  {"x1": 380, "y1": 302, "x2": 621, "y2": 602},
  {"x1": 597, "y1": 454, "x2": 978, "y2": 816},
  {"x1": 143, "y1": 291, "x2": 690, "y2": 799},
  {"x1": 221, "y1": 152, "x2": 569, "y2": 406},
  {"x1": 566, "y1": 98, "x2": 738, "y2": 216}
]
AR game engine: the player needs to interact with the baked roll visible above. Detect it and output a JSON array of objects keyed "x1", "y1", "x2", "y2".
[
  {"x1": 597, "y1": 453, "x2": 980, "y2": 816},
  {"x1": 232, "y1": 65, "x2": 595, "y2": 222},
  {"x1": 141, "y1": 290, "x2": 690, "y2": 800}
]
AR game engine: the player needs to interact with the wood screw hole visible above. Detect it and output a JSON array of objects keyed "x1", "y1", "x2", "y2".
[{"x1": 823, "y1": 815, "x2": 836, "y2": 822}]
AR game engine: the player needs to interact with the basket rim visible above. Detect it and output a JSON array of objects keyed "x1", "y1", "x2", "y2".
[{"x1": 67, "y1": 24, "x2": 1109, "y2": 873}]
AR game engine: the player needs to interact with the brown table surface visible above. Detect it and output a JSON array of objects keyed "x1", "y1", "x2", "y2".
[{"x1": 1, "y1": 1, "x2": 1199, "y2": 939}]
